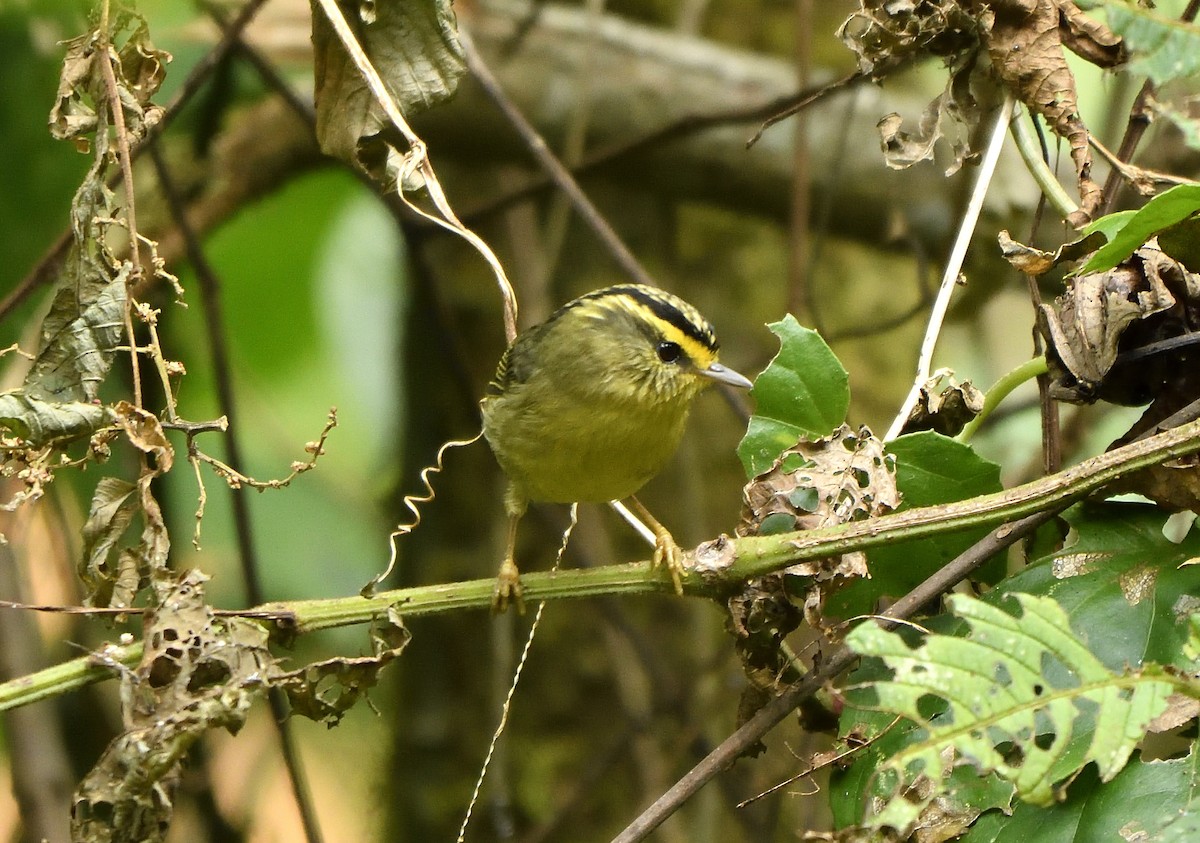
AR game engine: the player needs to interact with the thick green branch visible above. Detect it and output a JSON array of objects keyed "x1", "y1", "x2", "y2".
[{"x1": 3, "y1": 415, "x2": 1200, "y2": 713}]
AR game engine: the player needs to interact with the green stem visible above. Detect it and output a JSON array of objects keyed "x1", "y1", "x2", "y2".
[
  {"x1": 1010, "y1": 106, "x2": 1079, "y2": 221},
  {"x1": 957, "y1": 355, "x2": 1049, "y2": 442},
  {"x1": 4, "y1": 412, "x2": 1200, "y2": 713}
]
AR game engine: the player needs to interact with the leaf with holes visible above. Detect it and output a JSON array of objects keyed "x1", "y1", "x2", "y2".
[{"x1": 842, "y1": 592, "x2": 1183, "y2": 837}]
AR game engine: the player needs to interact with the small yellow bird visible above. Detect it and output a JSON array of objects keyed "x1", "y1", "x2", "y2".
[{"x1": 481, "y1": 284, "x2": 752, "y2": 611}]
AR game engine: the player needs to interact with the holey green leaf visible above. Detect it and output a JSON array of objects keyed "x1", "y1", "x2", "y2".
[
  {"x1": 843, "y1": 593, "x2": 1184, "y2": 836},
  {"x1": 737, "y1": 316, "x2": 849, "y2": 477}
]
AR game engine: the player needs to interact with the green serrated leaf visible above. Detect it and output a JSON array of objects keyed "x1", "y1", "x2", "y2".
[
  {"x1": 736, "y1": 315, "x2": 849, "y2": 477},
  {"x1": 844, "y1": 593, "x2": 1179, "y2": 836},
  {"x1": 824, "y1": 431, "x2": 1002, "y2": 619},
  {"x1": 1075, "y1": 184, "x2": 1200, "y2": 275},
  {"x1": 1097, "y1": 2, "x2": 1200, "y2": 86},
  {"x1": 961, "y1": 746, "x2": 1200, "y2": 842}
]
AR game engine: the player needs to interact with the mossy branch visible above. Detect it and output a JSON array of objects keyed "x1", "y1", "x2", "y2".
[{"x1": 4, "y1": 414, "x2": 1200, "y2": 713}]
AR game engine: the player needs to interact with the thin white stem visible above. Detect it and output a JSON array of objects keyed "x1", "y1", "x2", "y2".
[
  {"x1": 457, "y1": 504, "x2": 578, "y2": 843},
  {"x1": 609, "y1": 499, "x2": 657, "y2": 546},
  {"x1": 311, "y1": 0, "x2": 518, "y2": 341},
  {"x1": 884, "y1": 95, "x2": 1015, "y2": 441}
]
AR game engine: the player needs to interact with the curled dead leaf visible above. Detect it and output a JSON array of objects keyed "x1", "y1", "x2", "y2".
[{"x1": 901, "y1": 368, "x2": 984, "y2": 437}]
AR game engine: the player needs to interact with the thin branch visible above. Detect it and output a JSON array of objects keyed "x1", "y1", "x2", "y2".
[
  {"x1": 3, "y1": 0, "x2": 270, "y2": 324},
  {"x1": 456, "y1": 72, "x2": 868, "y2": 229},
  {"x1": 1090, "y1": 134, "x2": 1200, "y2": 192},
  {"x1": 609, "y1": 507, "x2": 1060, "y2": 843},
  {"x1": 5, "y1": 412, "x2": 1200, "y2": 714},
  {"x1": 97, "y1": 0, "x2": 145, "y2": 410},
  {"x1": 885, "y1": 97, "x2": 1015, "y2": 441},
  {"x1": 459, "y1": 30, "x2": 657, "y2": 289},
  {"x1": 746, "y1": 71, "x2": 863, "y2": 149}
]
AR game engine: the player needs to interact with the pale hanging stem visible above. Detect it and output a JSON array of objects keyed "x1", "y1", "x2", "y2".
[
  {"x1": 457, "y1": 504, "x2": 579, "y2": 843},
  {"x1": 609, "y1": 499, "x2": 657, "y2": 546},
  {"x1": 311, "y1": 0, "x2": 518, "y2": 341},
  {"x1": 884, "y1": 95, "x2": 1015, "y2": 442}
]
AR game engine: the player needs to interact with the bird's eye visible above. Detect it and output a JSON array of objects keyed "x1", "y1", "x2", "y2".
[{"x1": 657, "y1": 341, "x2": 682, "y2": 363}]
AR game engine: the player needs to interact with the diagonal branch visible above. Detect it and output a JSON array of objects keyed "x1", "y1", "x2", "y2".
[{"x1": 4, "y1": 410, "x2": 1200, "y2": 715}]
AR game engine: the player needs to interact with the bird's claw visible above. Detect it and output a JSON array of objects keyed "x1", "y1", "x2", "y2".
[
  {"x1": 650, "y1": 530, "x2": 685, "y2": 596},
  {"x1": 492, "y1": 558, "x2": 526, "y2": 614}
]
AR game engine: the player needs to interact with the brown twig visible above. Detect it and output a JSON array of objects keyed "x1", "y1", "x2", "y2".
[
  {"x1": 460, "y1": 31, "x2": 657, "y2": 288},
  {"x1": 746, "y1": 72, "x2": 864, "y2": 149},
  {"x1": 455, "y1": 73, "x2": 868, "y2": 230},
  {"x1": 1023, "y1": 114, "x2": 1061, "y2": 474},
  {"x1": 97, "y1": 0, "x2": 145, "y2": 409},
  {"x1": 148, "y1": 139, "x2": 327, "y2": 843},
  {"x1": 2, "y1": 0, "x2": 270, "y2": 325},
  {"x1": 609, "y1": 507, "x2": 1061, "y2": 843}
]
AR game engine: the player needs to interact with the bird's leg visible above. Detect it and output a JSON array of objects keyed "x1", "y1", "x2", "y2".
[
  {"x1": 493, "y1": 491, "x2": 527, "y2": 614},
  {"x1": 629, "y1": 496, "x2": 685, "y2": 595}
]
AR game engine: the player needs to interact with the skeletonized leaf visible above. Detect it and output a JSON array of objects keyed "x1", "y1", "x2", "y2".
[
  {"x1": 275, "y1": 607, "x2": 409, "y2": 724},
  {"x1": 72, "y1": 571, "x2": 274, "y2": 842}
]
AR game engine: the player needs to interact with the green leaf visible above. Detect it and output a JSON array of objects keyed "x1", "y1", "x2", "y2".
[
  {"x1": 843, "y1": 593, "x2": 1179, "y2": 836},
  {"x1": 823, "y1": 432, "x2": 1002, "y2": 619},
  {"x1": 961, "y1": 748, "x2": 1200, "y2": 842},
  {"x1": 1091, "y1": 2, "x2": 1200, "y2": 86},
  {"x1": 1075, "y1": 184, "x2": 1200, "y2": 275},
  {"x1": 1158, "y1": 216, "x2": 1200, "y2": 271},
  {"x1": 1081, "y1": 208, "x2": 1135, "y2": 242},
  {"x1": 736, "y1": 316, "x2": 849, "y2": 477},
  {"x1": 994, "y1": 503, "x2": 1200, "y2": 670}
]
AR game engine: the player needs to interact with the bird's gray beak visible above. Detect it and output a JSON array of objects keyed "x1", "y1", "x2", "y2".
[{"x1": 700, "y1": 362, "x2": 752, "y2": 389}]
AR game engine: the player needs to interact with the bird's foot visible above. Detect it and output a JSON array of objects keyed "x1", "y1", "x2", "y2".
[
  {"x1": 650, "y1": 529, "x2": 685, "y2": 596},
  {"x1": 492, "y1": 557, "x2": 526, "y2": 614}
]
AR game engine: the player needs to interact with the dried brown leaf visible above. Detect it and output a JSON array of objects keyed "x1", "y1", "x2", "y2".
[
  {"x1": 739, "y1": 424, "x2": 898, "y2": 625},
  {"x1": 72, "y1": 571, "x2": 274, "y2": 843},
  {"x1": 901, "y1": 369, "x2": 984, "y2": 436},
  {"x1": 1041, "y1": 247, "x2": 1198, "y2": 404},
  {"x1": 79, "y1": 477, "x2": 140, "y2": 609},
  {"x1": 998, "y1": 229, "x2": 1107, "y2": 276},
  {"x1": 311, "y1": 0, "x2": 465, "y2": 170},
  {"x1": 979, "y1": 0, "x2": 1121, "y2": 225}
]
